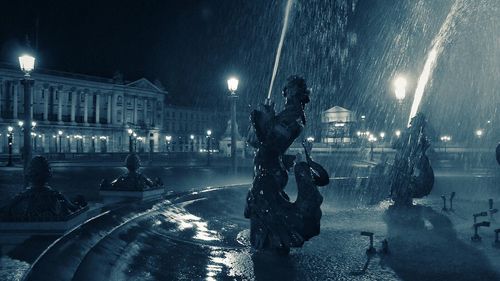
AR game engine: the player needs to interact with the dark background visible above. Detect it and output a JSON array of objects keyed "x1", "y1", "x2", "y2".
[{"x1": 1, "y1": 0, "x2": 499, "y2": 143}]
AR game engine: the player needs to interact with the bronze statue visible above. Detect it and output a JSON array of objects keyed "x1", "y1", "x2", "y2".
[
  {"x1": 245, "y1": 75, "x2": 329, "y2": 255},
  {"x1": 100, "y1": 153, "x2": 163, "y2": 191},
  {"x1": 389, "y1": 113, "x2": 434, "y2": 207},
  {"x1": 2, "y1": 156, "x2": 86, "y2": 221}
]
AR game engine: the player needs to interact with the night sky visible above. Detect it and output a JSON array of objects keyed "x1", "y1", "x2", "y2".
[
  {"x1": 2, "y1": 0, "x2": 499, "y2": 142},
  {"x1": 0, "y1": 0, "x2": 283, "y2": 109}
]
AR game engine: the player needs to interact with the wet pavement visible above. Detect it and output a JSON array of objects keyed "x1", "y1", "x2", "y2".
[{"x1": 1, "y1": 164, "x2": 500, "y2": 280}]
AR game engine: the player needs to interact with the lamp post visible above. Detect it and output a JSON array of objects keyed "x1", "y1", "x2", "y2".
[
  {"x1": 133, "y1": 133, "x2": 137, "y2": 152},
  {"x1": 368, "y1": 134, "x2": 377, "y2": 161},
  {"x1": 19, "y1": 54, "x2": 35, "y2": 178},
  {"x1": 165, "y1": 135, "x2": 172, "y2": 152},
  {"x1": 394, "y1": 76, "x2": 407, "y2": 130},
  {"x1": 7, "y1": 126, "x2": 14, "y2": 166},
  {"x1": 379, "y1": 132, "x2": 385, "y2": 152},
  {"x1": 91, "y1": 136, "x2": 96, "y2": 153},
  {"x1": 475, "y1": 129, "x2": 483, "y2": 138},
  {"x1": 58, "y1": 130, "x2": 63, "y2": 153},
  {"x1": 440, "y1": 135, "x2": 451, "y2": 153},
  {"x1": 190, "y1": 134, "x2": 195, "y2": 152},
  {"x1": 206, "y1": 129, "x2": 212, "y2": 166},
  {"x1": 128, "y1": 129, "x2": 133, "y2": 153},
  {"x1": 227, "y1": 77, "x2": 239, "y2": 175}
]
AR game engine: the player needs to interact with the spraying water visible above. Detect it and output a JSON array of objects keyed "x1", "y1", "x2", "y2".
[
  {"x1": 407, "y1": 0, "x2": 466, "y2": 126},
  {"x1": 267, "y1": 0, "x2": 294, "y2": 100}
]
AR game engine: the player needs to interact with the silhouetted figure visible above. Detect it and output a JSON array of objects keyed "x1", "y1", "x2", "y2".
[
  {"x1": 389, "y1": 113, "x2": 434, "y2": 207},
  {"x1": 245, "y1": 76, "x2": 329, "y2": 255},
  {"x1": 2, "y1": 156, "x2": 86, "y2": 221},
  {"x1": 100, "y1": 153, "x2": 163, "y2": 191}
]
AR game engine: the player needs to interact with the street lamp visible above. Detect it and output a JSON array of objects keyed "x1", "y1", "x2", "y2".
[
  {"x1": 306, "y1": 136, "x2": 315, "y2": 142},
  {"x1": 227, "y1": 77, "x2": 239, "y2": 175},
  {"x1": 206, "y1": 129, "x2": 212, "y2": 166},
  {"x1": 475, "y1": 129, "x2": 483, "y2": 138},
  {"x1": 395, "y1": 130, "x2": 401, "y2": 138},
  {"x1": 440, "y1": 135, "x2": 451, "y2": 153},
  {"x1": 190, "y1": 134, "x2": 195, "y2": 152},
  {"x1": 165, "y1": 135, "x2": 172, "y2": 152},
  {"x1": 58, "y1": 130, "x2": 63, "y2": 153},
  {"x1": 368, "y1": 134, "x2": 377, "y2": 161},
  {"x1": 379, "y1": 132, "x2": 386, "y2": 152},
  {"x1": 128, "y1": 129, "x2": 134, "y2": 152},
  {"x1": 19, "y1": 54, "x2": 35, "y2": 178},
  {"x1": 133, "y1": 133, "x2": 137, "y2": 152},
  {"x1": 7, "y1": 126, "x2": 14, "y2": 166},
  {"x1": 394, "y1": 76, "x2": 407, "y2": 104},
  {"x1": 394, "y1": 76, "x2": 407, "y2": 130}
]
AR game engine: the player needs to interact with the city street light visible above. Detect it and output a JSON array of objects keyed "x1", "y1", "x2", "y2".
[
  {"x1": 440, "y1": 135, "x2": 451, "y2": 152},
  {"x1": 394, "y1": 76, "x2": 407, "y2": 104},
  {"x1": 206, "y1": 129, "x2": 212, "y2": 166},
  {"x1": 165, "y1": 135, "x2": 172, "y2": 152},
  {"x1": 58, "y1": 130, "x2": 63, "y2": 153},
  {"x1": 190, "y1": 134, "x2": 195, "y2": 152},
  {"x1": 395, "y1": 130, "x2": 401, "y2": 138},
  {"x1": 368, "y1": 134, "x2": 377, "y2": 161},
  {"x1": 133, "y1": 133, "x2": 137, "y2": 152},
  {"x1": 7, "y1": 126, "x2": 14, "y2": 166},
  {"x1": 227, "y1": 77, "x2": 239, "y2": 175},
  {"x1": 128, "y1": 129, "x2": 134, "y2": 152},
  {"x1": 379, "y1": 132, "x2": 386, "y2": 152},
  {"x1": 475, "y1": 129, "x2": 483, "y2": 138},
  {"x1": 19, "y1": 54, "x2": 35, "y2": 178},
  {"x1": 394, "y1": 76, "x2": 407, "y2": 131}
]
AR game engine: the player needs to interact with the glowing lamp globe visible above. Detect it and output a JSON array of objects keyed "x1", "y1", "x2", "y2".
[
  {"x1": 227, "y1": 78, "x2": 239, "y2": 92},
  {"x1": 394, "y1": 76, "x2": 407, "y2": 102},
  {"x1": 18, "y1": 54, "x2": 36, "y2": 76}
]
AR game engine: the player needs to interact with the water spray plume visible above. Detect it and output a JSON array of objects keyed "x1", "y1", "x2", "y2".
[
  {"x1": 408, "y1": 0, "x2": 465, "y2": 126},
  {"x1": 267, "y1": 0, "x2": 294, "y2": 102}
]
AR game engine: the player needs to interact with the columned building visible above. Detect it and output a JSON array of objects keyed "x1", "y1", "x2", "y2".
[
  {"x1": 0, "y1": 65, "x2": 166, "y2": 153},
  {"x1": 321, "y1": 106, "x2": 357, "y2": 145}
]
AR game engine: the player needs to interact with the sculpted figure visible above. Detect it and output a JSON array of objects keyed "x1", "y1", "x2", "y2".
[
  {"x1": 2, "y1": 156, "x2": 86, "y2": 221},
  {"x1": 245, "y1": 75, "x2": 329, "y2": 255},
  {"x1": 389, "y1": 113, "x2": 434, "y2": 207},
  {"x1": 100, "y1": 153, "x2": 163, "y2": 191}
]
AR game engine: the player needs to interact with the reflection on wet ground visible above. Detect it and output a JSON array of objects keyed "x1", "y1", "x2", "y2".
[
  {"x1": 7, "y1": 180, "x2": 499, "y2": 281},
  {"x1": 2, "y1": 165, "x2": 500, "y2": 280}
]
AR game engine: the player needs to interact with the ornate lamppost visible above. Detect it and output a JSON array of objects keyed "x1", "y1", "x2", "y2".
[
  {"x1": 128, "y1": 129, "x2": 134, "y2": 152},
  {"x1": 58, "y1": 130, "x2": 63, "y2": 153},
  {"x1": 227, "y1": 77, "x2": 239, "y2": 175},
  {"x1": 394, "y1": 76, "x2": 407, "y2": 130},
  {"x1": 206, "y1": 129, "x2": 212, "y2": 166},
  {"x1": 19, "y1": 54, "x2": 35, "y2": 177},
  {"x1": 165, "y1": 135, "x2": 172, "y2": 152},
  {"x1": 7, "y1": 126, "x2": 14, "y2": 166},
  {"x1": 190, "y1": 134, "x2": 195, "y2": 152}
]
